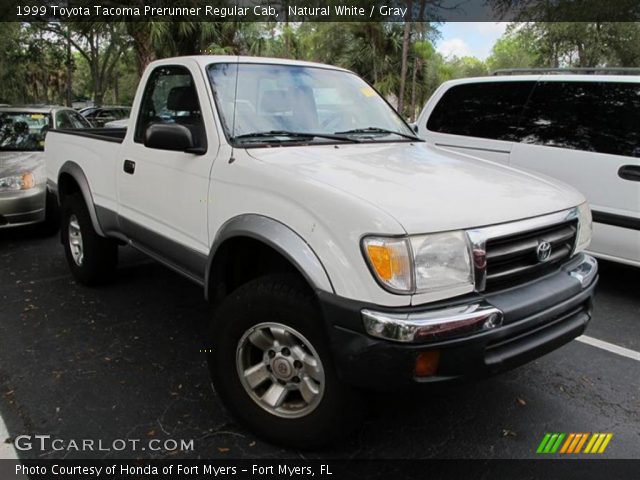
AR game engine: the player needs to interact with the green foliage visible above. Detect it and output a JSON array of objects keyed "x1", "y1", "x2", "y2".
[
  {"x1": 486, "y1": 30, "x2": 538, "y2": 72},
  {"x1": 2, "y1": 20, "x2": 640, "y2": 113}
]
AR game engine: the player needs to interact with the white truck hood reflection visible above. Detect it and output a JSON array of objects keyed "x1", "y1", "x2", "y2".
[{"x1": 246, "y1": 142, "x2": 584, "y2": 234}]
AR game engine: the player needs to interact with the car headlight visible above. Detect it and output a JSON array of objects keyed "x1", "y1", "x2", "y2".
[
  {"x1": 0, "y1": 172, "x2": 36, "y2": 192},
  {"x1": 575, "y1": 201, "x2": 592, "y2": 254},
  {"x1": 363, "y1": 231, "x2": 474, "y2": 295}
]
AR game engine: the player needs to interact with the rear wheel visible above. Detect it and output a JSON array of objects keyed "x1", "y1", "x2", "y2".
[
  {"x1": 208, "y1": 274, "x2": 362, "y2": 448},
  {"x1": 61, "y1": 193, "x2": 118, "y2": 285}
]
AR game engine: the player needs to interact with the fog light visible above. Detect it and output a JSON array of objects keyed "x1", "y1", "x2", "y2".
[
  {"x1": 415, "y1": 351, "x2": 440, "y2": 377},
  {"x1": 483, "y1": 313, "x2": 502, "y2": 330}
]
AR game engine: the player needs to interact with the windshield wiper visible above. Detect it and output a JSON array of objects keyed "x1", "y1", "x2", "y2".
[
  {"x1": 335, "y1": 127, "x2": 420, "y2": 141},
  {"x1": 233, "y1": 130, "x2": 360, "y2": 143}
]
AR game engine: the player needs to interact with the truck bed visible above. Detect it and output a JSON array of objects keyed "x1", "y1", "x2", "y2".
[{"x1": 52, "y1": 128, "x2": 127, "y2": 144}]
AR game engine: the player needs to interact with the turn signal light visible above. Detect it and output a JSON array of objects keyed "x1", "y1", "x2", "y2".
[
  {"x1": 366, "y1": 244, "x2": 397, "y2": 281},
  {"x1": 414, "y1": 350, "x2": 440, "y2": 377},
  {"x1": 21, "y1": 172, "x2": 35, "y2": 190},
  {"x1": 363, "y1": 237, "x2": 412, "y2": 291}
]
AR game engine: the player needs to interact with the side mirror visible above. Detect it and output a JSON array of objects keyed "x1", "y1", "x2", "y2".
[{"x1": 144, "y1": 123, "x2": 204, "y2": 154}]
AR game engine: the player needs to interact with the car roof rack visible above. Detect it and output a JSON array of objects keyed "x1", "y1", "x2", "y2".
[{"x1": 491, "y1": 67, "x2": 640, "y2": 76}]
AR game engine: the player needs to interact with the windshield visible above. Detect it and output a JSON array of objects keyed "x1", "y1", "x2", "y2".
[
  {"x1": 0, "y1": 112, "x2": 51, "y2": 151},
  {"x1": 207, "y1": 63, "x2": 415, "y2": 145}
]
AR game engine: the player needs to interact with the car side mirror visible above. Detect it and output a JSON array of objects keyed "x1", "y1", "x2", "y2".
[{"x1": 144, "y1": 123, "x2": 205, "y2": 155}]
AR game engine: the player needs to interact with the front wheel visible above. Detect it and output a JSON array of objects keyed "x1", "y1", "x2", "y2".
[
  {"x1": 208, "y1": 275, "x2": 363, "y2": 448},
  {"x1": 61, "y1": 193, "x2": 118, "y2": 285}
]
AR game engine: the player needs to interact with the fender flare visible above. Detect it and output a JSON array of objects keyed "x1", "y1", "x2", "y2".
[
  {"x1": 57, "y1": 161, "x2": 106, "y2": 237},
  {"x1": 205, "y1": 214, "x2": 334, "y2": 299}
]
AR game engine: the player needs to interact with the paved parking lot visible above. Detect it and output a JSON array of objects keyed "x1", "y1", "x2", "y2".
[{"x1": 1, "y1": 227, "x2": 639, "y2": 459}]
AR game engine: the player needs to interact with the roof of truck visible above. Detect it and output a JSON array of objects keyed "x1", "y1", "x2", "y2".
[
  {"x1": 150, "y1": 55, "x2": 352, "y2": 73},
  {"x1": 440, "y1": 74, "x2": 640, "y2": 87}
]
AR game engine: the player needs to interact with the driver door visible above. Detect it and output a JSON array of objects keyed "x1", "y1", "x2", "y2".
[{"x1": 117, "y1": 63, "x2": 218, "y2": 282}]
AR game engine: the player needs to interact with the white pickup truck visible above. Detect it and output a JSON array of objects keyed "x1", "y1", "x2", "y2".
[{"x1": 46, "y1": 56, "x2": 598, "y2": 447}]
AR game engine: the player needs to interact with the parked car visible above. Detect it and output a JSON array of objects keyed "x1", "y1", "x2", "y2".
[
  {"x1": 46, "y1": 56, "x2": 597, "y2": 447},
  {"x1": 80, "y1": 106, "x2": 131, "y2": 127},
  {"x1": 0, "y1": 106, "x2": 91, "y2": 231},
  {"x1": 103, "y1": 118, "x2": 129, "y2": 129},
  {"x1": 415, "y1": 70, "x2": 640, "y2": 268}
]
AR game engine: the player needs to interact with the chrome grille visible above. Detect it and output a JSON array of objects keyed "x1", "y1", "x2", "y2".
[{"x1": 484, "y1": 220, "x2": 578, "y2": 291}]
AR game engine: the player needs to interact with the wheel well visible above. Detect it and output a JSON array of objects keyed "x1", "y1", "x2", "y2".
[
  {"x1": 208, "y1": 237, "x2": 312, "y2": 305},
  {"x1": 58, "y1": 172, "x2": 81, "y2": 203}
]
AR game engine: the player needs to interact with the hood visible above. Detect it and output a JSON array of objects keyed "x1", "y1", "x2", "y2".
[
  {"x1": 247, "y1": 142, "x2": 584, "y2": 234},
  {"x1": 0, "y1": 151, "x2": 45, "y2": 184}
]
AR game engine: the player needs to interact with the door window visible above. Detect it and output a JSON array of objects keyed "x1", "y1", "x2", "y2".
[
  {"x1": 518, "y1": 81, "x2": 640, "y2": 157},
  {"x1": 426, "y1": 81, "x2": 536, "y2": 141},
  {"x1": 68, "y1": 110, "x2": 92, "y2": 128},
  {"x1": 134, "y1": 65, "x2": 206, "y2": 149}
]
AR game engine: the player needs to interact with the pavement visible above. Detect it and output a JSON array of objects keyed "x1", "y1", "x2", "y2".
[{"x1": 0, "y1": 226, "x2": 638, "y2": 460}]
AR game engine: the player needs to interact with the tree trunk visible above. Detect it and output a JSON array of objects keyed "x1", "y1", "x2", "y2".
[
  {"x1": 398, "y1": 0, "x2": 413, "y2": 115},
  {"x1": 410, "y1": 57, "x2": 418, "y2": 122},
  {"x1": 113, "y1": 67, "x2": 119, "y2": 104},
  {"x1": 65, "y1": 29, "x2": 73, "y2": 107},
  {"x1": 93, "y1": 56, "x2": 103, "y2": 107},
  {"x1": 130, "y1": 24, "x2": 157, "y2": 76}
]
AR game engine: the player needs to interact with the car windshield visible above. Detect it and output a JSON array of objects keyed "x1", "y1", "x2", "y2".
[
  {"x1": 0, "y1": 111, "x2": 51, "y2": 151},
  {"x1": 207, "y1": 63, "x2": 416, "y2": 145}
]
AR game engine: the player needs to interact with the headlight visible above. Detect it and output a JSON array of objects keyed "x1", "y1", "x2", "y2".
[
  {"x1": 410, "y1": 231, "x2": 474, "y2": 293},
  {"x1": 575, "y1": 201, "x2": 592, "y2": 254},
  {"x1": 0, "y1": 172, "x2": 36, "y2": 192},
  {"x1": 363, "y1": 231, "x2": 474, "y2": 296}
]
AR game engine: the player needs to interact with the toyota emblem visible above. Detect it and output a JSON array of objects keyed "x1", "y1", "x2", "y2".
[{"x1": 536, "y1": 241, "x2": 552, "y2": 262}]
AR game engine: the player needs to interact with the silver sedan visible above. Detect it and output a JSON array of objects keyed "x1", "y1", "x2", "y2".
[{"x1": 0, "y1": 106, "x2": 91, "y2": 231}]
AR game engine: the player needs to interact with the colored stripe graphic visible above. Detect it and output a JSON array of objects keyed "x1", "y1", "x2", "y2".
[
  {"x1": 537, "y1": 433, "x2": 566, "y2": 454},
  {"x1": 560, "y1": 433, "x2": 575, "y2": 453},
  {"x1": 598, "y1": 434, "x2": 613, "y2": 453},
  {"x1": 550, "y1": 433, "x2": 565, "y2": 453},
  {"x1": 585, "y1": 433, "x2": 614, "y2": 454},
  {"x1": 538, "y1": 433, "x2": 613, "y2": 454},
  {"x1": 574, "y1": 433, "x2": 589, "y2": 453},
  {"x1": 584, "y1": 433, "x2": 599, "y2": 453},
  {"x1": 537, "y1": 433, "x2": 552, "y2": 453}
]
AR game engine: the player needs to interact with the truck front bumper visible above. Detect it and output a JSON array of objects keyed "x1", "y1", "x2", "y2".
[{"x1": 319, "y1": 253, "x2": 598, "y2": 389}]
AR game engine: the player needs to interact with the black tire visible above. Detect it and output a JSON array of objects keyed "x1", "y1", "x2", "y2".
[
  {"x1": 36, "y1": 189, "x2": 60, "y2": 237},
  {"x1": 61, "y1": 193, "x2": 118, "y2": 285},
  {"x1": 208, "y1": 274, "x2": 363, "y2": 448}
]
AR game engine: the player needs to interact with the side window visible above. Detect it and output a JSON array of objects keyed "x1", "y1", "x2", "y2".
[
  {"x1": 55, "y1": 111, "x2": 73, "y2": 129},
  {"x1": 57, "y1": 110, "x2": 90, "y2": 129},
  {"x1": 426, "y1": 81, "x2": 535, "y2": 141},
  {"x1": 65, "y1": 110, "x2": 91, "y2": 128},
  {"x1": 134, "y1": 65, "x2": 206, "y2": 148},
  {"x1": 68, "y1": 111, "x2": 91, "y2": 128},
  {"x1": 519, "y1": 81, "x2": 640, "y2": 157}
]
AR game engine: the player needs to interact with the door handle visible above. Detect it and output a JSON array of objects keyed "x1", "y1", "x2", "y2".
[
  {"x1": 123, "y1": 160, "x2": 136, "y2": 175},
  {"x1": 618, "y1": 165, "x2": 640, "y2": 182}
]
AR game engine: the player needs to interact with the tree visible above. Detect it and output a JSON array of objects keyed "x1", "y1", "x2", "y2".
[
  {"x1": 397, "y1": 0, "x2": 413, "y2": 115},
  {"x1": 409, "y1": 40, "x2": 435, "y2": 121},
  {"x1": 486, "y1": 29, "x2": 538, "y2": 71},
  {"x1": 41, "y1": 22, "x2": 128, "y2": 106},
  {"x1": 0, "y1": 24, "x2": 69, "y2": 104}
]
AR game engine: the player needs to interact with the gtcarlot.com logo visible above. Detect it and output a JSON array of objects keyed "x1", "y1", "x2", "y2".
[
  {"x1": 13, "y1": 435, "x2": 194, "y2": 453},
  {"x1": 536, "y1": 432, "x2": 613, "y2": 454}
]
